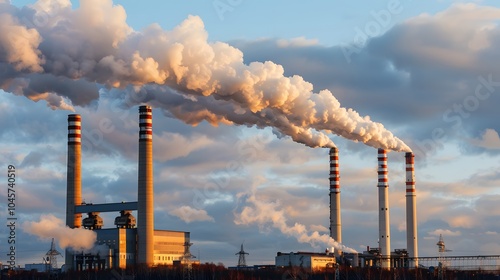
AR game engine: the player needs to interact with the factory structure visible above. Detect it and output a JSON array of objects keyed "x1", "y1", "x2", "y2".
[
  {"x1": 63, "y1": 104, "x2": 420, "y2": 271},
  {"x1": 280, "y1": 147, "x2": 420, "y2": 271},
  {"x1": 65, "y1": 106, "x2": 191, "y2": 270},
  {"x1": 327, "y1": 147, "x2": 419, "y2": 269},
  {"x1": 275, "y1": 252, "x2": 336, "y2": 271},
  {"x1": 21, "y1": 103, "x2": 500, "y2": 277},
  {"x1": 7, "y1": 100, "x2": 500, "y2": 279}
]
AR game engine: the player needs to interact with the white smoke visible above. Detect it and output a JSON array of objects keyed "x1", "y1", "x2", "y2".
[
  {"x1": 0, "y1": 0, "x2": 410, "y2": 151},
  {"x1": 234, "y1": 178, "x2": 357, "y2": 253},
  {"x1": 22, "y1": 214, "x2": 96, "y2": 251},
  {"x1": 86, "y1": 244, "x2": 111, "y2": 257}
]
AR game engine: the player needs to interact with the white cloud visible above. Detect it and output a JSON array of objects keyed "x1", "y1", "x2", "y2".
[
  {"x1": 470, "y1": 129, "x2": 500, "y2": 149},
  {"x1": 428, "y1": 229, "x2": 461, "y2": 237},
  {"x1": 169, "y1": 206, "x2": 215, "y2": 223},
  {"x1": 448, "y1": 215, "x2": 479, "y2": 228},
  {"x1": 397, "y1": 221, "x2": 406, "y2": 232},
  {"x1": 276, "y1": 37, "x2": 319, "y2": 48},
  {"x1": 154, "y1": 132, "x2": 214, "y2": 161}
]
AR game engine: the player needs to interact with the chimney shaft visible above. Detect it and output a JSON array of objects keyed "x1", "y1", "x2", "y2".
[
  {"x1": 138, "y1": 105, "x2": 154, "y2": 266},
  {"x1": 377, "y1": 149, "x2": 391, "y2": 269},
  {"x1": 329, "y1": 148, "x2": 342, "y2": 244},
  {"x1": 66, "y1": 114, "x2": 82, "y2": 270},
  {"x1": 405, "y1": 152, "x2": 418, "y2": 267}
]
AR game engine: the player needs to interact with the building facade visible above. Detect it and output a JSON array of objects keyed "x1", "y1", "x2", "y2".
[{"x1": 275, "y1": 252, "x2": 336, "y2": 271}]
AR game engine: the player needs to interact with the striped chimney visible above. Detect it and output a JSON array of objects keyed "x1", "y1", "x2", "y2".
[
  {"x1": 137, "y1": 105, "x2": 154, "y2": 266},
  {"x1": 66, "y1": 114, "x2": 82, "y2": 270},
  {"x1": 377, "y1": 148, "x2": 391, "y2": 269},
  {"x1": 329, "y1": 148, "x2": 342, "y2": 245},
  {"x1": 405, "y1": 152, "x2": 418, "y2": 267}
]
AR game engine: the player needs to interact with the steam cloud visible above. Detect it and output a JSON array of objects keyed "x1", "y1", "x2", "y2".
[
  {"x1": 234, "y1": 181, "x2": 357, "y2": 253},
  {"x1": 0, "y1": 0, "x2": 410, "y2": 151},
  {"x1": 23, "y1": 214, "x2": 96, "y2": 251}
]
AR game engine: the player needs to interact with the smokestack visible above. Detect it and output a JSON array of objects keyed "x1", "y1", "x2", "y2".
[
  {"x1": 405, "y1": 152, "x2": 418, "y2": 267},
  {"x1": 137, "y1": 105, "x2": 154, "y2": 266},
  {"x1": 66, "y1": 114, "x2": 82, "y2": 270},
  {"x1": 377, "y1": 149, "x2": 391, "y2": 269},
  {"x1": 329, "y1": 148, "x2": 341, "y2": 246}
]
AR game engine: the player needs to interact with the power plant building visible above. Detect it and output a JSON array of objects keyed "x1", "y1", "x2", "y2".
[
  {"x1": 65, "y1": 106, "x2": 191, "y2": 270},
  {"x1": 153, "y1": 230, "x2": 190, "y2": 265},
  {"x1": 275, "y1": 252, "x2": 336, "y2": 271},
  {"x1": 92, "y1": 228, "x2": 189, "y2": 268}
]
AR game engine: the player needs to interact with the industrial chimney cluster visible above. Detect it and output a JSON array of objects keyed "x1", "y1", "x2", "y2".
[
  {"x1": 64, "y1": 104, "x2": 418, "y2": 270},
  {"x1": 65, "y1": 108, "x2": 153, "y2": 268},
  {"x1": 329, "y1": 148, "x2": 419, "y2": 268},
  {"x1": 65, "y1": 105, "x2": 190, "y2": 270}
]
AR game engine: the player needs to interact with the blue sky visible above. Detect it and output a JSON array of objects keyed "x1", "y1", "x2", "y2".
[
  {"x1": 2, "y1": 0, "x2": 500, "y2": 267},
  {"x1": 107, "y1": 1, "x2": 462, "y2": 44}
]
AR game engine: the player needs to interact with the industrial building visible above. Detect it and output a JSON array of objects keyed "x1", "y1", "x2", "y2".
[
  {"x1": 65, "y1": 105, "x2": 191, "y2": 270},
  {"x1": 275, "y1": 252, "x2": 336, "y2": 271}
]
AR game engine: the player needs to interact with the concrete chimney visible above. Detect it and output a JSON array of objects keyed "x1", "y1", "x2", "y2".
[
  {"x1": 329, "y1": 148, "x2": 342, "y2": 245},
  {"x1": 66, "y1": 114, "x2": 82, "y2": 270},
  {"x1": 405, "y1": 152, "x2": 418, "y2": 267},
  {"x1": 137, "y1": 105, "x2": 154, "y2": 266},
  {"x1": 377, "y1": 149, "x2": 391, "y2": 269}
]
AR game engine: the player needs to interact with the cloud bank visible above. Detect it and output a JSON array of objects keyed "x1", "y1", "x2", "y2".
[{"x1": 0, "y1": 0, "x2": 410, "y2": 151}]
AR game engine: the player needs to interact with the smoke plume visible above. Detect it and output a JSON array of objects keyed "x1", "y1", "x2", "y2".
[
  {"x1": 22, "y1": 214, "x2": 96, "y2": 251},
  {"x1": 234, "y1": 179, "x2": 357, "y2": 253},
  {"x1": 0, "y1": 0, "x2": 410, "y2": 151}
]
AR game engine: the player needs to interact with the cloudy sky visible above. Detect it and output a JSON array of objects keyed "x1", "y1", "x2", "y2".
[{"x1": 2, "y1": 0, "x2": 500, "y2": 267}]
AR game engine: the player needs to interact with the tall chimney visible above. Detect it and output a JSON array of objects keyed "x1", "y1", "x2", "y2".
[
  {"x1": 377, "y1": 149, "x2": 391, "y2": 269},
  {"x1": 329, "y1": 148, "x2": 342, "y2": 245},
  {"x1": 138, "y1": 105, "x2": 154, "y2": 266},
  {"x1": 405, "y1": 152, "x2": 418, "y2": 267},
  {"x1": 66, "y1": 114, "x2": 82, "y2": 270}
]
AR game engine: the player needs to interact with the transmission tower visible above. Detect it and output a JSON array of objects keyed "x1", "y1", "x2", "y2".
[
  {"x1": 236, "y1": 243, "x2": 249, "y2": 267},
  {"x1": 182, "y1": 242, "x2": 196, "y2": 280},
  {"x1": 44, "y1": 238, "x2": 62, "y2": 271}
]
